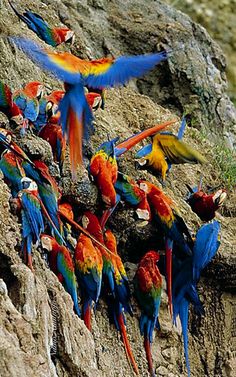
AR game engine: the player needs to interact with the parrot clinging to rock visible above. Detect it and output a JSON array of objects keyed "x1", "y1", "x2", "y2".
[
  {"x1": 75, "y1": 233, "x2": 103, "y2": 331},
  {"x1": 134, "y1": 251, "x2": 162, "y2": 377},
  {"x1": 0, "y1": 82, "x2": 27, "y2": 129},
  {"x1": 41, "y1": 234, "x2": 81, "y2": 316},
  {"x1": 186, "y1": 178, "x2": 227, "y2": 222},
  {"x1": 9, "y1": 1, "x2": 75, "y2": 47},
  {"x1": 11, "y1": 36, "x2": 170, "y2": 177}
]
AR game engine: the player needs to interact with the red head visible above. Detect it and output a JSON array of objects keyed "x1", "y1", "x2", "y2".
[
  {"x1": 59, "y1": 203, "x2": 74, "y2": 221},
  {"x1": 41, "y1": 234, "x2": 59, "y2": 251},
  {"x1": 54, "y1": 28, "x2": 75, "y2": 44},
  {"x1": 9, "y1": 102, "x2": 24, "y2": 125},
  {"x1": 82, "y1": 211, "x2": 103, "y2": 241},
  {"x1": 138, "y1": 180, "x2": 161, "y2": 196},
  {"x1": 86, "y1": 92, "x2": 102, "y2": 110},
  {"x1": 24, "y1": 81, "x2": 44, "y2": 98},
  {"x1": 138, "y1": 251, "x2": 161, "y2": 274}
]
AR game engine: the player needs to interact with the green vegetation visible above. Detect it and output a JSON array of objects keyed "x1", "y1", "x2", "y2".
[{"x1": 213, "y1": 142, "x2": 236, "y2": 189}]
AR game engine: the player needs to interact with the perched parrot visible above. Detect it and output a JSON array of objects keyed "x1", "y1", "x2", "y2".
[
  {"x1": 82, "y1": 211, "x2": 115, "y2": 291},
  {"x1": 85, "y1": 92, "x2": 103, "y2": 111},
  {"x1": 17, "y1": 177, "x2": 45, "y2": 270},
  {"x1": 21, "y1": 159, "x2": 62, "y2": 240},
  {"x1": 45, "y1": 90, "x2": 65, "y2": 119},
  {"x1": 32, "y1": 97, "x2": 48, "y2": 132},
  {"x1": 135, "y1": 119, "x2": 206, "y2": 182},
  {"x1": 89, "y1": 138, "x2": 118, "y2": 207},
  {"x1": 38, "y1": 120, "x2": 66, "y2": 170},
  {"x1": 172, "y1": 221, "x2": 221, "y2": 376},
  {"x1": 75, "y1": 233, "x2": 103, "y2": 331},
  {"x1": 104, "y1": 229, "x2": 139, "y2": 375},
  {"x1": 13, "y1": 81, "x2": 44, "y2": 126},
  {"x1": 0, "y1": 149, "x2": 25, "y2": 196},
  {"x1": 186, "y1": 179, "x2": 227, "y2": 222},
  {"x1": 115, "y1": 171, "x2": 152, "y2": 220},
  {"x1": 138, "y1": 180, "x2": 193, "y2": 315},
  {"x1": 41, "y1": 234, "x2": 81, "y2": 316},
  {"x1": 134, "y1": 251, "x2": 162, "y2": 377},
  {"x1": 0, "y1": 81, "x2": 27, "y2": 129},
  {"x1": 86, "y1": 86, "x2": 106, "y2": 110},
  {"x1": 11, "y1": 37, "x2": 170, "y2": 177},
  {"x1": 9, "y1": 1, "x2": 75, "y2": 47}
]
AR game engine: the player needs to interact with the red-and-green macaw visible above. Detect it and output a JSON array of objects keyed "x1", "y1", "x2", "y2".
[
  {"x1": 135, "y1": 117, "x2": 206, "y2": 183},
  {"x1": 172, "y1": 220, "x2": 221, "y2": 376},
  {"x1": 41, "y1": 234, "x2": 81, "y2": 316},
  {"x1": 134, "y1": 251, "x2": 162, "y2": 377},
  {"x1": 9, "y1": 1, "x2": 75, "y2": 47},
  {"x1": 186, "y1": 177, "x2": 227, "y2": 222},
  {"x1": 92, "y1": 120, "x2": 176, "y2": 216},
  {"x1": 18, "y1": 177, "x2": 45, "y2": 270},
  {"x1": 11, "y1": 37, "x2": 169, "y2": 177},
  {"x1": 75, "y1": 233, "x2": 103, "y2": 331},
  {"x1": 0, "y1": 81, "x2": 27, "y2": 129},
  {"x1": 104, "y1": 229, "x2": 139, "y2": 375},
  {"x1": 0, "y1": 148, "x2": 25, "y2": 197},
  {"x1": 13, "y1": 81, "x2": 44, "y2": 130},
  {"x1": 138, "y1": 180, "x2": 193, "y2": 315}
]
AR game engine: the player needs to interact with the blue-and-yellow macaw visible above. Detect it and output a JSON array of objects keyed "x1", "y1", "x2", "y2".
[
  {"x1": 135, "y1": 117, "x2": 206, "y2": 182},
  {"x1": 11, "y1": 37, "x2": 169, "y2": 178}
]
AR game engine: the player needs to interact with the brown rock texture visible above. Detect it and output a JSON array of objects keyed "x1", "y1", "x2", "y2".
[{"x1": 0, "y1": 1, "x2": 235, "y2": 377}]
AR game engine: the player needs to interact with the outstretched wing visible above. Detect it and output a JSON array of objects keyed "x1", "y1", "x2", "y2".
[
  {"x1": 154, "y1": 133, "x2": 206, "y2": 164},
  {"x1": 84, "y1": 51, "x2": 169, "y2": 88}
]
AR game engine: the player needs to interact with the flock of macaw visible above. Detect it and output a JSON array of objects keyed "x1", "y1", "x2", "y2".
[{"x1": 0, "y1": 2, "x2": 228, "y2": 376}]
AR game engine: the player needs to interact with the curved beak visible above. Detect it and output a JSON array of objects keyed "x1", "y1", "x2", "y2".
[{"x1": 213, "y1": 190, "x2": 227, "y2": 207}]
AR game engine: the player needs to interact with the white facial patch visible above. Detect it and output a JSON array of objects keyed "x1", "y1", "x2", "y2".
[{"x1": 82, "y1": 216, "x2": 89, "y2": 229}]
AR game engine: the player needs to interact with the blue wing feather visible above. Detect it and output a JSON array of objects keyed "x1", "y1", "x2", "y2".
[
  {"x1": 85, "y1": 51, "x2": 169, "y2": 88},
  {"x1": 135, "y1": 143, "x2": 152, "y2": 158}
]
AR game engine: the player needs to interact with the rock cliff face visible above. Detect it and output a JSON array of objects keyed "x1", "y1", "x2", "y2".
[{"x1": 0, "y1": 1, "x2": 235, "y2": 377}]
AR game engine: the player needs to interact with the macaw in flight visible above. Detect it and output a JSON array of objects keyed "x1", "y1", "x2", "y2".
[
  {"x1": 11, "y1": 36, "x2": 170, "y2": 178},
  {"x1": 135, "y1": 117, "x2": 206, "y2": 183}
]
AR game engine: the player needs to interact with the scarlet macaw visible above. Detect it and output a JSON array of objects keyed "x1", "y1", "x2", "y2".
[
  {"x1": 104, "y1": 229, "x2": 138, "y2": 375},
  {"x1": 9, "y1": 1, "x2": 75, "y2": 47},
  {"x1": 41, "y1": 234, "x2": 81, "y2": 316},
  {"x1": 134, "y1": 251, "x2": 162, "y2": 377},
  {"x1": 0, "y1": 81, "x2": 27, "y2": 129},
  {"x1": 82, "y1": 212, "x2": 138, "y2": 374},
  {"x1": 11, "y1": 37, "x2": 169, "y2": 177},
  {"x1": 75, "y1": 233, "x2": 103, "y2": 331},
  {"x1": 138, "y1": 180, "x2": 193, "y2": 315}
]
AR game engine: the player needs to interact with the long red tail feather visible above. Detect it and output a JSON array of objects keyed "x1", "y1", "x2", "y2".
[
  {"x1": 117, "y1": 313, "x2": 139, "y2": 375},
  {"x1": 165, "y1": 240, "x2": 173, "y2": 317},
  {"x1": 83, "y1": 305, "x2": 92, "y2": 332},
  {"x1": 68, "y1": 107, "x2": 83, "y2": 179},
  {"x1": 116, "y1": 119, "x2": 177, "y2": 155},
  {"x1": 144, "y1": 337, "x2": 155, "y2": 377}
]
